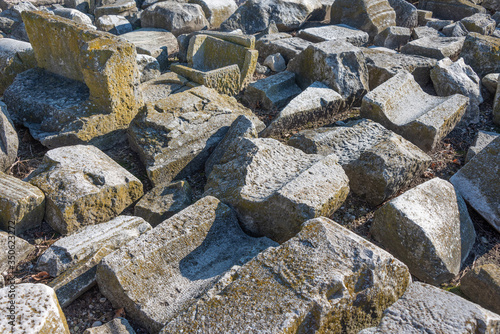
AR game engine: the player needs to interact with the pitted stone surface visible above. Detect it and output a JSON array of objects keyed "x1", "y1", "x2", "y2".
[{"x1": 297, "y1": 24, "x2": 369, "y2": 46}]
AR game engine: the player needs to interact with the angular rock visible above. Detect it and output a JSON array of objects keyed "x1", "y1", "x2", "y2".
[
  {"x1": 141, "y1": 2, "x2": 208, "y2": 36},
  {"x1": 0, "y1": 231, "x2": 35, "y2": 273},
  {"x1": 0, "y1": 283, "x2": 70, "y2": 333},
  {"x1": 26, "y1": 145, "x2": 143, "y2": 235},
  {"x1": 261, "y1": 81, "x2": 344, "y2": 137},
  {"x1": 288, "y1": 40, "x2": 369, "y2": 103},
  {"x1": 297, "y1": 24, "x2": 369, "y2": 46},
  {"x1": 289, "y1": 119, "x2": 432, "y2": 206},
  {"x1": 0, "y1": 38, "x2": 36, "y2": 94},
  {"x1": 482, "y1": 72, "x2": 498, "y2": 94},
  {"x1": 360, "y1": 282, "x2": 500, "y2": 333},
  {"x1": 190, "y1": 0, "x2": 237, "y2": 28},
  {"x1": 417, "y1": 9, "x2": 433, "y2": 25},
  {"x1": 387, "y1": 0, "x2": 418, "y2": 28},
  {"x1": 466, "y1": 130, "x2": 500, "y2": 162},
  {"x1": 483, "y1": 0, "x2": 500, "y2": 11},
  {"x1": 427, "y1": 18, "x2": 454, "y2": 31},
  {"x1": 84, "y1": 317, "x2": 136, "y2": 334},
  {"x1": 374, "y1": 26, "x2": 411, "y2": 50},
  {"x1": 442, "y1": 21, "x2": 469, "y2": 37},
  {"x1": 128, "y1": 86, "x2": 264, "y2": 186},
  {"x1": 460, "y1": 264, "x2": 500, "y2": 315},
  {"x1": 371, "y1": 178, "x2": 475, "y2": 284},
  {"x1": 495, "y1": 74, "x2": 500, "y2": 125},
  {"x1": 460, "y1": 33, "x2": 500, "y2": 77},
  {"x1": 243, "y1": 71, "x2": 302, "y2": 110},
  {"x1": 330, "y1": 0, "x2": 396, "y2": 41},
  {"x1": 361, "y1": 71, "x2": 468, "y2": 151},
  {"x1": 461, "y1": 13, "x2": 496, "y2": 35},
  {"x1": 257, "y1": 36, "x2": 313, "y2": 63},
  {"x1": 96, "y1": 196, "x2": 277, "y2": 333},
  {"x1": 53, "y1": 7, "x2": 93, "y2": 26},
  {"x1": 411, "y1": 26, "x2": 445, "y2": 39},
  {"x1": 136, "y1": 54, "x2": 160, "y2": 83},
  {"x1": 134, "y1": 181, "x2": 192, "y2": 227},
  {"x1": 139, "y1": 72, "x2": 190, "y2": 103},
  {"x1": 0, "y1": 172, "x2": 45, "y2": 235},
  {"x1": 95, "y1": 15, "x2": 132, "y2": 35},
  {"x1": 0, "y1": 102, "x2": 18, "y2": 173},
  {"x1": 418, "y1": 0, "x2": 486, "y2": 21},
  {"x1": 263, "y1": 53, "x2": 286, "y2": 72},
  {"x1": 94, "y1": 0, "x2": 137, "y2": 19},
  {"x1": 401, "y1": 36, "x2": 465, "y2": 60},
  {"x1": 161, "y1": 217, "x2": 411, "y2": 333},
  {"x1": 450, "y1": 136, "x2": 500, "y2": 232}
]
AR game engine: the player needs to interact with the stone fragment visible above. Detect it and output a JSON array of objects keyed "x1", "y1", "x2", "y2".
[
  {"x1": 466, "y1": 130, "x2": 500, "y2": 162},
  {"x1": 0, "y1": 231, "x2": 34, "y2": 273},
  {"x1": 96, "y1": 196, "x2": 277, "y2": 333},
  {"x1": 330, "y1": 0, "x2": 396, "y2": 41},
  {"x1": 83, "y1": 317, "x2": 136, "y2": 334},
  {"x1": 161, "y1": 217, "x2": 411, "y2": 333},
  {"x1": 450, "y1": 136, "x2": 500, "y2": 232},
  {"x1": 263, "y1": 53, "x2": 286, "y2": 72},
  {"x1": 495, "y1": 74, "x2": 500, "y2": 125},
  {"x1": 257, "y1": 36, "x2": 313, "y2": 63},
  {"x1": 289, "y1": 119, "x2": 432, "y2": 206},
  {"x1": 136, "y1": 54, "x2": 160, "y2": 83},
  {"x1": 371, "y1": 178, "x2": 475, "y2": 284},
  {"x1": 26, "y1": 145, "x2": 143, "y2": 235},
  {"x1": 243, "y1": 71, "x2": 302, "y2": 110},
  {"x1": 417, "y1": 9, "x2": 433, "y2": 25},
  {"x1": 0, "y1": 283, "x2": 70, "y2": 333},
  {"x1": 387, "y1": 0, "x2": 418, "y2": 28},
  {"x1": 128, "y1": 86, "x2": 264, "y2": 186},
  {"x1": 261, "y1": 81, "x2": 344, "y2": 137},
  {"x1": 401, "y1": 36, "x2": 465, "y2": 60},
  {"x1": 426, "y1": 18, "x2": 454, "y2": 31},
  {"x1": 482, "y1": 73, "x2": 498, "y2": 94},
  {"x1": 483, "y1": 0, "x2": 500, "y2": 11},
  {"x1": 53, "y1": 7, "x2": 93, "y2": 26},
  {"x1": 139, "y1": 72, "x2": 190, "y2": 103},
  {"x1": 134, "y1": 181, "x2": 192, "y2": 227},
  {"x1": 0, "y1": 102, "x2": 17, "y2": 173},
  {"x1": 460, "y1": 33, "x2": 500, "y2": 77},
  {"x1": 442, "y1": 21, "x2": 469, "y2": 37},
  {"x1": 461, "y1": 13, "x2": 496, "y2": 35},
  {"x1": 95, "y1": 15, "x2": 132, "y2": 35},
  {"x1": 141, "y1": 2, "x2": 208, "y2": 36},
  {"x1": 360, "y1": 282, "x2": 500, "y2": 333},
  {"x1": 418, "y1": 0, "x2": 486, "y2": 21},
  {"x1": 374, "y1": 26, "x2": 411, "y2": 50},
  {"x1": 0, "y1": 172, "x2": 45, "y2": 235},
  {"x1": 361, "y1": 71, "x2": 468, "y2": 151},
  {"x1": 94, "y1": 0, "x2": 137, "y2": 19},
  {"x1": 297, "y1": 24, "x2": 369, "y2": 46},
  {"x1": 190, "y1": 0, "x2": 237, "y2": 28},
  {"x1": 288, "y1": 40, "x2": 369, "y2": 103},
  {"x1": 0, "y1": 38, "x2": 36, "y2": 94},
  {"x1": 411, "y1": 26, "x2": 445, "y2": 39},
  {"x1": 460, "y1": 264, "x2": 500, "y2": 315}
]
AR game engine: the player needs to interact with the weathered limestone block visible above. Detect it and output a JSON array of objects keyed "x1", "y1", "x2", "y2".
[
  {"x1": 141, "y1": 2, "x2": 208, "y2": 36},
  {"x1": 412, "y1": 26, "x2": 445, "y2": 39},
  {"x1": 360, "y1": 71, "x2": 468, "y2": 152},
  {"x1": 261, "y1": 81, "x2": 344, "y2": 137},
  {"x1": 418, "y1": 0, "x2": 486, "y2": 21},
  {"x1": 134, "y1": 180, "x2": 192, "y2": 227},
  {"x1": 243, "y1": 71, "x2": 302, "y2": 110},
  {"x1": 373, "y1": 26, "x2": 411, "y2": 50},
  {"x1": 297, "y1": 24, "x2": 369, "y2": 46},
  {"x1": 0, "y1": 172, "x2": 45, "y2": 235},
  {"x1": 387, "y1": 0, "x2": 417, "y2": 28},
  {"x1": 427, "y1": 18, "x2": 454, "y2": 31},
  {"x1": 263, "y1": 53, "x2": 286, "y2": 72},
  {"x1": 330, "y1": 0, "x2": 396, "y2": 41},
  {"x1": 204, "y1": 132, "x2": 349, "y2": 243},
  {"x1": 289, "y1": 119, "x2": 431, "y2": 206},
  {"x1": 190, "y1": 0, "x2": 237, "y2": 28},
  {"x1": 257, "y1": 36, "x2": 313, "y2": 62},
  {"x1": 460, "y1": 33, "x2": 500, "y2": 77},
  {"x1": 417, "y1": 9, "x2": 433, "y2": 25},
  {"x1": 161, "y1": 217, "x2": 411, "y2": 333},
  {"x1": 128, "y1": 86, "x2": 264, "y2": 186},
  {"x1": 372, "y1": 178, "x2": 476, "y2": 284},
  {"x1": 450, "y1": 136, "x2": 500, "y2": 232},
  {"x1": 139, "y1": 72, "x2": 190, "y2": 104},
  {"x1": 482, "y1": 73, "x2": 498, "y2": 94},
  {"x1": 95, "y1": 15, "x2": 133, "y2": 35},
  {"x1": 360, "y1": 282, "x2": 500, "y2": 333},
  {"x1": 466, "y1": 130, "x2": 500, "y2": 162},
  {"x1": 96, "y1": 196, "x2": 277, "y2": 333},
  {"x1": 26, "y1": 145, "x2": 143, "y2": 235},
  {"x1": 0, "y1": 283, "x2": 70, "y2": 333},
  {"x1": 495, "y1": 74, "x2": 500, "y2": 126},
  {"x1": 442, "y1": 21, "x2": 469, "y2": 37},
  {"x1": 4, "y1": 11, "x2": 140, "y2": 149},
  {"x1": 461, "y1": 264, "x2": 500, "y2": 315},
  {"x1": 0, "y1": 231, "x2": 35, "y2": 273},
  {"x1": 136, "y1": 54, "x2": 160, "y2": 83},
  {"x1": 52, "y1": 7, "x2": 94, "y2": 26},
  {"x1": 94, "y1": 0, "x2": 137, "y2": 19},
  {"x1": 461, "y1": 13, "x2": 496, "y2": 35},
  {"x1": 83, "y1": 317, "x2": 136, "y2": 334},
  {"x1": 401, "y1": 36, "x2": 465, "y2": 60},
  {"x1": 0, "y1": 38, "x2": 36, "y2": 94},
  {"x1": 0, "y1": 102, "x2": 18, "y2": 173},
  {"x1": 288, "y1": 40, "x2": 369, "y2": 103}
]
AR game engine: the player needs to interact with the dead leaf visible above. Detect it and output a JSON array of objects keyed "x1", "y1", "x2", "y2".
[{"x1": 31, "y1": 271, "x2": 50, "y2": 281}]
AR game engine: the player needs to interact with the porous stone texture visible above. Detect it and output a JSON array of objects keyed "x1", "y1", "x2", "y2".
[
  {"x1": 141, "y1": 2, "x2": 208, "y2": 36},
  {"x1": 359, "y1": 282, "x2": 500, "y2": 333},
  {"x1": 136, "y1": 54, "x2": 160, "y2": 83},
  {"x1": 289, "y1": 119, "x2": 432, "y2": 206},
  {"x1": 0, "y1": 231, "x2": 35, "y2": 273},
  {"x1": 134, "y1": 180, "x2": 192, "y2": 227},
  {"x1": 161, "y1": 217, "x2": 411, "y2": 334},
  {"x1": 387, "y1": 0, "x2": 417, "y2": 28},
  {"x1": 190, "y1": 0, "x2": 237, "y2": 28},
  {"x1": 26, "y1": 145, "x2": 143, "y2": 235},
  {"x1": 450, "y1": 136, "x2": 500, "y2": 233},
  {"x1": 0, "y1": 102, "x2": 18, "y2": 173},
  {"x1": 373, "y1": 26, "x2": 411, "y2": 50},
  {"x1": 96, "y1": 196, "x2": 277, "y2": 333},
  {"x1": 401, "y1": 36, "x2": 465, "y2": 60},
  {"x1": 418, "y1": 0, "x2": 486, "y2": 21},
  {"x1": 371, "y1": 178, "x2": 475, "y2": 285},
  {"x1": 482, "y1": 73, "x2": 498, "y2": 94},
  {"x1": 243, "y1": 71, "x2": 302, "y2": 110},
  {"x1": 261, "y1": 81, "x2": 344, "y2": 137},
  {"x1": 204, "y1": 131, "x2": 349, "y2": 243},
  {"x1": 220, "y1": 0, "x2": 323, "y2": 34},
  {"x1": 460, "y1": 33, "x2": 500, "y2": 77},
  {"x1": 128, "y1": 86, "x2": 264, "y2": 186},
  {"x1": 297, "y1": 24, "x2": 369, "y2": 46},
  {"x1": 0, "y1": 283, "x2": 70, "y2": 333},
  {"x1": 360, "y1": 71, "x2": 468, "y2": 152},
  {"x1": 0, "y1": 172, "x2": 45, "y2": 235},
  {"x1": 52, "y1": 7, "x2": 93, "y2": 26},
  {"x1": 95, "y1": 15, "x2": 132, "y2": 35},
  {"x1": 83, "y1": 317, "x2": 136, "y2": 334},
  {"x1": 0, "y1": 38, "x2": 36, "y2": 94},
  {"x1": 466, "y1": 130, "x2": 500, "y2": 162},
  {"x1": 287, "y1": 40, "x2": 369, "y2": 103},
  {"x1": 257, "y1": 36, "x2": 313, "y2": 63},
  {"x1": 139, "y1": 72, "x2": 190, "y2": 103},
  {"x1": 461, "y1": 13, "x2": 496, "y2": 35},
  {"x1": 460, "y1": 264, "x2": 500, "y2": 315}
]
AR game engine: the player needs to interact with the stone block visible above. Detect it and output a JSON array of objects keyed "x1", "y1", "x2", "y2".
[
  {"x1": 297, "y1": 24, "x2": 369, "y2": 46},
  {"x1": 243, "y1": 71, "x2": 302, "y2": 110},
  {"x1": 0, "y1": 38, "x2": 36, "y2": 94},
  {"x1": 401, "y1": 36, "x2": 465, "y2": 60}
]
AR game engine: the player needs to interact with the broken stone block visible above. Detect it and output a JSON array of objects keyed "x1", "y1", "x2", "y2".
[
  {"x1": 418, "y1": 0, "x2": 486, "y2": 21},
  {"x1": 450, "y1": 136, "x2": 500, "y2": 233},
  {"x1": 0, "y1": 283, "x2": 70, "y2": 333},
  {"x1": 3, "y1": 11, "x2": 140, "y2": 149},
  {"x1": 261, "y1": 81, "x2": 344, "y2": 137},
  {"x1": 161, "y1": 217, "x2": 411, "y2": 333},
  {"x1": 427, "y1": 18, "x2": 454, "y2": 31},
  {"x1": 412, "y1": 26, "x2": 445, "y2": 39},
  {"x1": 297, "y1": 24, "x2": 369, "y2": 46},
  {"x1": 461, "y1": 13, "x2": 496, "y2": 35},
  {"x1": 139, "y1": 72, "x2": 190, "y2": 103},
  {"x1": 0, "y1": 172, "x2": 45, "y2": 235},
  {"x1": 52, "y1": 7, "x2": 93, "y2": 26},
  {"x1": 128, "y1": 86, "x2": 264, "y2": 186},
  {"x1": 26, "y1": 145, "x2": 143, "y2": 235},
  {"x1": 466, "y1": 130, "x2": 500, "y2": 162},
  {"x1": 482, "y1": 72, "x2": 498, "y2": 94},
  {"x1": 374, "y1": 26, "x2": 411, "y2": 50},
  {"x1": 84, "y1": 317, "x2": 136, "y2": 334},
  {"x1": 417, "y1": 9, "x2": 433, "y2": 25},
  {"x1": 442, "y1": 21, "x2": 469, "y2": 37},
  {"x1": 136, "y1": 54, "x2": 160, "y2": 83},
  {"x1": 361, "y1": 71, "x2": 468, "y2": 151},
  {"x1": 95, "y1": 15, "x2": 132, "y2": 35},
  {"x1": 288, "y1": 40, "x2": 369, "y2": 103},
  {"x1": 0, "y1": 38, "x2": 36, "y2": 94},
  {"x1": 263, "y1": 53, "x2": 286, "y2": 72},
  {"x1": 460, "y1": 264, "x2": 500, "y2": 315},
  {"x1": 0, "y1": 231, "x2": 35, "y2": 273},
  {"x1": 371, "y1": 178, "x2": 475, "y2": 284},
  {"x1": 359, "y1": 282, "x2": 500, "y2": 333},
  {"x1": 96, "y1": 196, "x2": 277, "y2": 333},
  {"x1": 190, "y1": 0, "x2": 237, "y2": 28},
  {"x1": 257, "y1": 36, "x2": 313, "y2": 63},
  {"x1": 330, "y1": 0, "x2": 396, "y2": 41},
  {"x1": 289, "y1": 119, "x2": 432, "y2": 206},
  {"x1": 387, "y1": 0, "x2": 418, "y2": 28},
  {"x1": 401, "y1": 36, "x2": 465, "y2": 60},
  {"x1": 141, "y1": 2, "x2": 208, "y2": 36},
  {"x1": 495, "y1": 74, "x2": 500, "y2": 126},
  {"x1": 134, "y1": 181, "x2": 192, "y2": 227},
  {"x1": 460, "y1": 33, "x2": 500, "y2": 77},
  {"x1": 94, "y1": 0, "x2": 137, "y2": 19},
  {"x1": 0, "y1": 102, "x2": 17, "y2": 173},
  {"x1": 243, "y1": 71, "x2": 302, "y2": 110}
]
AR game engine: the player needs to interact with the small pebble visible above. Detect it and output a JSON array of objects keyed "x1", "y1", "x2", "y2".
[
  {"x1": 481, "y1": 236, "x2": 488, "y2": 244},
  {"x1": 99, "y1": 297, "x2": 106, "y2": 303},
  {"x1": 92, "y1": 321, "x2": 103, "y2": 327},
  {"x1": 89, "y1": 304, "x2": 94, "y2": 309}
]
